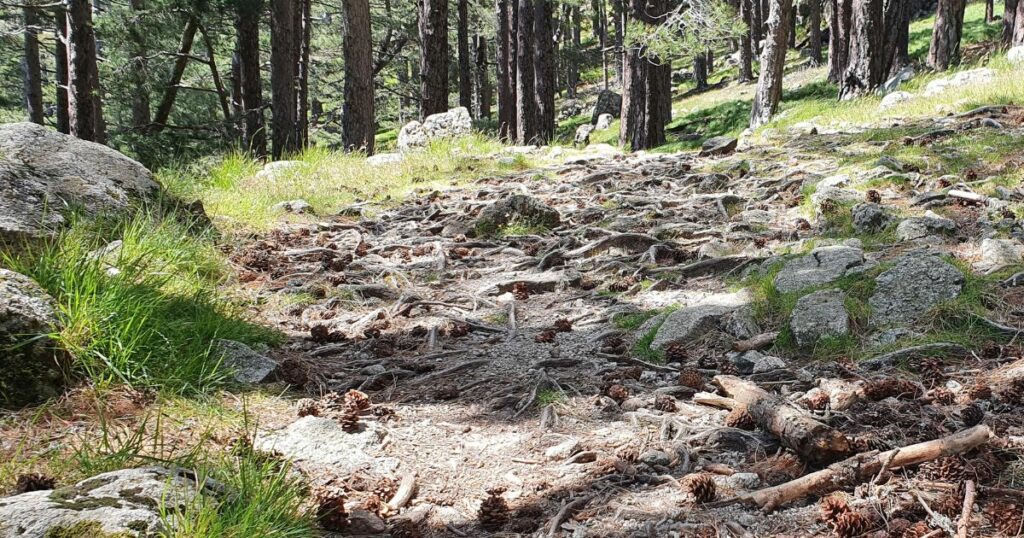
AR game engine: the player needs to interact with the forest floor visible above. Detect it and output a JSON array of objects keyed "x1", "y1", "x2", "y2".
[{"x1": 6, "y1": 8, "x2": 1024, "y2": 538}]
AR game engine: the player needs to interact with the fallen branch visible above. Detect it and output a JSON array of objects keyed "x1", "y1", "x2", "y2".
[
  {"x1": 546, "y1": 495, "x2": 593, "y2": 537},
  {"x1": 732, "y1": 332, "x2": 779, "y2": 352},
  {"x1": 860, "y1": 343, "x2": 968, "y2": 371},
  {"x1": 714, "y1": 375, "x2": 850, "y2": 465},
  {"x1": 730, "y1": 425, "x2": 992, "y2": 511},
  {"x1": 957, "y1": 480, "x2": 976, "y2": 538},
  {"x1": 387, "y1": 471, "x2": 417, "y2": 511}
]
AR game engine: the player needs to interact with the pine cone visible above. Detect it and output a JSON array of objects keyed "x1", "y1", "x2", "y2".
[
  {"x1": 935, "y1": 494, "x2": 961, "y2": 518},
  {"x1": 608, "y1": 276, "x2": 638, "y2": 292},
  {"x1": 678, "y1": 368, "x2": 706, "y2": 390},
  {"x1": 754, "y1": 452, "x2": 804, "y2": 486},
  {"x1": 963, "y1": 382, "x2": 993, "y2": 403},
  {"x1": 920, "y1": 357, "x2": 946, "y2": 384},
  {"x1": 339, "y1": 406, "x2": 361, "y2": 433},
  {"x1": 929, "y1": 387, "x2": 954, "y2": 405},
  {"x1": 320, "y1": 391, "x2": 345, "y2": 411},
  {"x1": 718, "y1": 359, "x2": 739, "y2": 375},
  {"x1": 512, "y1": 282, "x2": 530, "y2": 300},
  {"x1": 918, "y1": 456, "x2": 966, "y2": 481},
  {"x1": 296, "y1": 398, "x2": 320, "y2": 417},
  {"x1": 478, "y1": 487, "x2": 509, "y2": 530},
  {"x1": 887, "y1": 518, "x2": 911, "y2": 538},
  {"x1": 14, "y1": 473, "x2": 55, "y2": 494},
  {"x1": 961, "y1": 403, "x2": 984, "y2": 427},
  {"x1": 312, "y1": 484, "x2": 348, "y2": 531},
  {"x1": 600, "y1": 336, "x2": 626, "y2": 354},
  {"x1": 724, "y1": 408, "x2": 756, "y2": 430},
  {"x1": 535, "y1": 330, "x2": 556, "y2": 343},
  {"x1": 833, "y1": 510, "x2": 872, "y2": 538},
  {"x1": 433, "y1": 383, "x2": 460, "y2": 400},
  {"x1": 553, "y1": 318, "x2": 573, "y2": 332},
  {"x1": 664, "y1": 342, "x2": 689, "y2": 363},
  {"x1": 605, "y1": 383, "x2": 629, "y2": 403},
  {"x1": 681, "y1": 473, "x2": 717, "y2": 503},
  {"x1": 901, "y1": 521, "x2": 931, "y2": 538},
  {"x1": 849, "y1": 435, "x2": 891, "y2": 452},
  {"x1": 654, "y1": 394, "x2": 677, "y2": 412},
  {"x1": 805, "y1": 391, "x2": 831, "y2": 411},
  {"x1": 344, "y1": 390, "x2": 372, "y2": 412},
  {"x1": 866, "y1": 189, "x2": 882, "y2": 203},
  {"x1": 998, "y1": 378, "x2": 1024, "y2": 403},
  {"x1": 984, "y1": 499, "x2": 1022, "y2": 536},
  {"x1": 447, "y1": 321, "x2": 471, "y2": 337},
  {"x1": 820, "y1": 493, "x2": 851, "y2": 523},
  {"x1": 389, "y1": 519, "x2": 423, "y2": 538}
]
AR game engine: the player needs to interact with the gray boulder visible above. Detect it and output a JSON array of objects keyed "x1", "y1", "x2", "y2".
[
  {"x1": 651, "y1": 290, "x2": 759, "y2": 350},
  {"x1": 0, "y1": 269, "x2": 66, "y2": 408},
  {"x1": 473, "y1": 194, "x2": 561, "y2": 236},
  {"x1": 852, "y1": 203, "x2": 894, "y2": 234},
  {"x1": 773, "y1": 246, "x2": 866, "y2": 293},
  {"x1": 0, "y1": 122, "x2": 159, "y2": 244},
  {"x1": 974, "y1": 238, "x2": 1024, "y2": 274},
  {"x1": 591, "y1": 90, "x2": 622, "y2": 123},
  {"x1": 215, "y1": 339, "x2": 278, "y2": 384},
  {"x1": 397, "y1": 107, "x2": 472, "y2": 151},
  {"x1": 790, "y1": 289, "x2": 849, "y2": 348},
  {"x1": 574, "y1": 124, "x2": 594, "y2": 147},
  {"x1": 810, "y1": 185, "x2": 862, "y2": 216},
  {"x1": 895, "y1": 215, "x2": 956, "y2": 241},
  {"x1": 256, "y1": 416, "x2": 386, "y2": 474},
  {"x1": 699, "y1": 136, "x2": 738, "y2": 157},
  {"x1": 595, "y1": 113, "x2": 614, "y2": 131},
  {"x1": 869, "y1": 253, "x2": 963, "y2": 327},
  {"x1": 0, "y1": 466, "x2": 221, "y2": 537},
  {"x1": 1009, "y1": 46, "x2": 1024, "y2": 65}
]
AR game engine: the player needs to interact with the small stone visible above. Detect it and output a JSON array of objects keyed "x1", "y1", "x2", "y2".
[
  {"x1": 595, "y1": 113, "x2": 614, "y2": 130},
  {"x1": 1009, "y1": 46, "x2": 1024, "y2": 66},
  {"x1": 880, "y1": 91, "x2": 914, "y2": 109},
  {"x1": 751, "y1": 353, "x2": 788, "y2": 373},
  {"x1": 544, "y1": 438, "x2": 580, "y2": 460},
  {"x1": 852, "y1": 203, "x2": 893, "y2": 234},
  {"x1": 574, "y1": 124, "x2": 594, "y2": 147},
  {"x1": 638, "y1": 449, "x2": 671, "y2": 467},
  {"x1": 215, "y1": 339, "x2": 278, "y2": 384},
  {"x1": 726, "y1": 472, "x2": 761, "y2": 489},
  {"x1": 271, "y1": 199, "x2": 314, "y2": 215},
  {"x1": 346, "y1": 509, "x2": 388, "y2": 534},
  {"x1": 700, "y1": 136, "x2": 738, "y2": 157},
  {"x1": 650, "y1": 290, "x2": 758, "y2": 350},
  {"x1": 895, "y1": 215, "x2": 956, "y2": 241},
  {"x1": 974, "y1": 238, "x2": 1024, "y2": 274}
]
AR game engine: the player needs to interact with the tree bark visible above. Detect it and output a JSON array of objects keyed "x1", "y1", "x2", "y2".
[
  {"x1": 54, "y1": 10, "x2": 70, "y2": 134},
  {"x1": 714, "y1": 376, "x2": 851, "y2": 466},
  {"x1": 927, "y1": 0, "x2": 967, "y2": 70},
  {"x1": 473, "y1": 35, "x2": 492, "y2": 119},
  {"x1": 271, "y1": 0, "x2": 298, "y2": 158},
  {"x1": 808, "y1": 0, "x2": 823, "y2": 65},
  {"x1": 342, "y1": 0, "x2": 375, "y2": 154},
  {"x1": 236, "y1": 0, "x2": 265, "y2": 157},
  {"x1": 839, "y1": 0, "x2": 884, "y2": 99},
  {"x1": 297, "y1": 0, "x2": 311, "y2": 149},
  {"x1": 508, "y1": 1, "x2": 518, "y2": 135},
  {"x1": 568, "y1": 6, "x2": 581, "y2": 96},
  {"x1": 534, "y1": 0, "x2": 556, "y2": 143},
  {"x1": 22, "y1": 7, "x2": 44, "y2": 125},
  {"x1": 515, "y1": 0, "x2": 538, "y2": 144},
  {"x1": 1012, "y1": 0, "x2": 1024, "y2": 44},
  {"x1": 612, "y1": 0, "x2": 624, "y2": 84},
  {"x1": 827, "y1": 0, "x2": 851, "y2": 82},
  {"x1": 693, "y1": 53, "x2": 709, "y2": 91},
  {"x1": 66, "y1": 0, "x2": 103, "y2": 142},
  {"x1": 126, "y1": 0, "x2": 150, "y2": 130},
  {"x1": 496, "y1": 0, "x2": 513, "y2": 139},
  {"x1": 199, "y1": 25, "x2": 231, "y2": 123},
  {"x1": 458, "y1": 0, "x2": 473, "y2": 111},
  {"x1": 152, "y1": 15, "x2": 199, "y2": 133},
  {"x1": 752, "y1": 0, "x2": 764, "y2": 49},
  {"x1": 985, "y1": 0, "x2": 994, "y2": 23},
  {"x1": 620, "y1": 0, "x2": 669, "y2": 150},
  {"x1": 750, "y1": 0, "x2": 792, "y2": 128},
  {"x1": 740, "y1": 0, "x2": 754, "y2": 81},
  {"x1": 419, "y1": 0, "x2": 450, "y2": 117},
  {"x1": 1004, "y1": 0, "x2": 1018, "y2": 44}
]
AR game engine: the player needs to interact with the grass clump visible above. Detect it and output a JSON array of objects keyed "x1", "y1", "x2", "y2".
[
  {"x1": 536, "y1": 389, "x2": 566, "y2": 407},
  {"x1": 2, "y1": 213, "x2": 279, "y2": 394},
  {"x1": 612, "y1": 310, "x2": 659, "y2": 331}
]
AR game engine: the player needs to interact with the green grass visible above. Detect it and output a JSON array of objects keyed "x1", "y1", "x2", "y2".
[
  {"x1": 161, "y1": 134, "x2": 537, "y2": 231},
  {"x1": 2, "y1": 213, "x2": 280, "y2": 394},
  {"x1": 536, "y1": 388, "x2": 566, "y2": 406},
  {"x1": 612, "y1": 310, "x2": 659, "y2": 330}
]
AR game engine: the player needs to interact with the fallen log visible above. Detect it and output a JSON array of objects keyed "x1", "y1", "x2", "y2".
[
  {"x1": 732, "y1": 425, "x2": 992, "y2": 511},
  {"x1": 713, "y1": 375, "x2": 850, "y2": 465},
  {"x1": 732, "y1": 331, "x2": 779, "y2": 352}
]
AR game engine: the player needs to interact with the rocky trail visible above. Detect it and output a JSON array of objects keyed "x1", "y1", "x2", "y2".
[{"x1": 223, "y1": 105, "x2": 1024, "y2": 537}]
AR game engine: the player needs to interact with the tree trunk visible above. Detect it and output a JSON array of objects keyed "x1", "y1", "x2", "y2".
[
  {"x1": 750, "y1": 0, "x2": 793, "y2": 128},
  {"x1": 515, "y1": 0, "x2": 538, "y2": 144},
  {"x1": 927, "y1": 0, "x2": 967, "y2": 70},
  {"x1": 54, "y1": 11, "x2": 70, "y2": 134},
  {"x1": 199, "y1": 25, "x2": 231, "y2": 123},
  {"x1": 271, "y1": 0, "x2": 298, "y2": 158},
  {"x1": 474, "y1": 35, "x2": 492, "y2": 119},
  {"x1": 458, "y1": 0, "x2": 473, "y2": 111},
  {"x1": 890, "y1": 0, "x2": 911, "y2": 73},
  {"x1": 66, "y1": 0, "x2": 103, "y2": 142},
  {"x1": 828, "y1": 0, "x2": 851, "y2": 82},
  {"x1": 496, "y1": 0, "x2": 513, "y2": 139},
  {"x1": 620, "y1": 0, "x2": 668, "y2": 150},
  {"x1": 342, "y1": 0, "x2": 375, "y2": 154},
  {"x1": 740, "y1": 0, "x2": 755, "y2": 81},
  {"x1": 419, "y1": 0, "x2": 450, "y2": 117},
  {"x1": 693, "y1": 54, "x2": 709, "y2": 91},
  {"x1": 152, "y1": 15, "x2": 199, "y2": 133},
  {"x1": 508, "y1": 1, "x2": 518, "y2": 136},
  {"x1": 788, "y1": 4, "x2": 797, "y2": 49},
  {"x1": 985, "y1": 0, "x2": 994, "y2": 23},
  {"x1": 568, "y1": 6, "x2": 581, "y2": 96},
  {"x1": 612, "y1": 0, "x2": 624, "y2": 84},
  {"x1": 22, "y1": 7, "x2": 44, "y2": 125},
  {"x1": 1004, "y1": 0, "x2": 1018, "y2": 44},
  {"x1": 839, "y1": 0, "x2": 884, "y2": 99},
  {"x1": 297, "y1": 0, "x2": 311, "y2": 148},
  {"x1": 1012, "y1": 0, "x2": 1024, "y2": 44},
  {"x1": 126, "y1": 0, "x2": 150, "y2": 130},
  {"x1": 752, "y1": 0, "x2": 764, "y2": 50},
  {"x1": 808, "y1": 0, "x2": 823, "y2": 65},
  {"x1": 236, "y1": 0, "x2": 265, "y2": 157},
  {"x1": 534, "y1": 0, "x2": 555, "y2": 143}
]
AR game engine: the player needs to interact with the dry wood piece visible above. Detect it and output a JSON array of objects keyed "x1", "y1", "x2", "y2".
[
  {"x1": 732, "y1": 425, "x2": 992, "y2": 511},
  {"x1": 713, "y1": 375, "x2": 851, "y2": 465},
  {"x1": 956, "y1": 480, "x2": 975, "y2": 538},
  {"x1": 731, "y1": 331, "x2": 779, "y2": 352},
  {"x1": 387, "y1": 471, "x2": 417, "y2": 511}
]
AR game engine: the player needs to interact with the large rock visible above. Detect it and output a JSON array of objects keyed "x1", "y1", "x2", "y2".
[
  {"x1": 0, "y1": 466, "x2": 221, "y2": 537},
  {"x1": 397, "y1": 107, "x2": 473, "y2": 151},
  {"x1": 974, "y1": 238, "x2": 1024, "y2": 274},
  {"x1": 880, "y1": 91, "x2": 914, "y2": 109},
  {"x1": 869, "y1": 253, "x2": 963, "y2": 327},
  {"x1": 651, "y1": 290, "x2": 759, "y2": 350},
  {"x1": 852, "y1": 203, "x2": 894, "y2": 234},
  {"x1": 810, "y1": 185, "x2": 862, "y2": 216},
  {"x1": 790, "y1": 289, "x2": 849, "y2": 348},
  {"x1": 595, "y1": 113, "x2": 614, "y2": 131},
  {"x1": 472, "y1": 194, "x2": 561, "y2": 236},
  {"x1": 923, "y1": 68, "x2": 995, "y2": 96},
  {"x1": 574, "y1": 124, "x2": 594, "y2": 147},
  {"x1": 895, "y1": 215, "x2": 956, "y2": 241},
  {"x1": 215, "y1": 339, "x2": 278, "y2": 384},
  {"x1": 0, "y1": 123, "x2": 160, "y2": 244},
  {"x1": 591, "y1": 90, "x2": 622, "y2": 123},
  {"x1": 773, "y1": 246, "x2": 866, "y2": 293},
  {"x1": 256, "y1": 416, "x2": 386, "y2": 474},
  {"x1": 0, "y1": 269, "x2": 66, "y2": 408},
  {"x1": 699, "y1": 136, "x2": 738, "y2": 157},
  {"x1": 1009, "y1": 46, "x2": 1024, "y2": 66}
]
